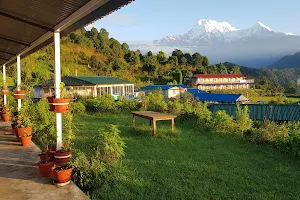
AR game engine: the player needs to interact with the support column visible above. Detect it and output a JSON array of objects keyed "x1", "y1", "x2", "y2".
[
  {"x1": 122, "y1": 85, "x2": 125, "y2": 96},
  {"x1": 54, "y1": 31, "x2": 62, "y2": 151},
  {"x1": 132, "y1": 85, "x2": 134, "y2": 95},
  {"x1": 17, "y1": 55, "x2": 21, "y2": 111},
  {"x1": 110, "y1": 86, "x2": 113, "y2": 95},
  {"x1": 3, "y1": 64, "x2": 7, "y2": 105},
  {"x1": 93, "y1": 86, "x2": 97, "y2": 97}
]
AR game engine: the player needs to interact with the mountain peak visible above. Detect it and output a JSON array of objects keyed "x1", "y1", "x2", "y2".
[
  {"x1": 195, "y1": 19, "x2": 238, "y2": 33},
  {"x1": 253, "y1": 22, "x2": 273, "y2": 31}
]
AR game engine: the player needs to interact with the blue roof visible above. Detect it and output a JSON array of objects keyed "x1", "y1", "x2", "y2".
[
  {"x1": 141, "y1": 84, "x2": 188, "y2": 91},
  {"x1": 193, "y1": 93, "x2": 244, "y2": 103},
  {"x1": 187, "y1": 88, "x2": 207, "y2": 95}
]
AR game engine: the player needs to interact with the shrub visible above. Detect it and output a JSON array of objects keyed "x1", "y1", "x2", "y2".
[
  {"x1": 211, "y1": 110, "x2": 237, "y2": 134},
  {"x1": 70, "y1": 101, "x2": 86, "y2": 114},
  {"x1": 116, "y1": 97, "x2": 139, "y2": 112},
  {"x1": 146, "y1": 90, "x2": 168, "y2": 112},
  {"x1": 92, "y1": 125, "x2": 125, "y2": 164},
  {"x1": 235, "y1": 105, "x2": 252, "y2": 134},
  {"x1": 85, "y1": 95, "x2": 116, "y2": 113},
  {"x1": 249, "y1": 121, "x2": 289, "y2": 144},
  {"x1": 167, "y1": 100, "x2": 183, "y2": 115}
]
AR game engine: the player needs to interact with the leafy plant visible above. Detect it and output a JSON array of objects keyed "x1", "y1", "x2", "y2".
[
  {"x1": 59, "y1": 82, "x2": 73, "y2": 99},
  {"x1": 1, "y1": 104, "x2": 11, "y2": 116},
  {"x1": 235, "y1": 105, "x2": 252, "y2": 134}
]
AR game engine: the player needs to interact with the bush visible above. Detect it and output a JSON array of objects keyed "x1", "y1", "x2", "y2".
[
  {"x1": 249, "y1": 121, "x2": 289, "y2": 144},
  {"x1": 85, "y1": 95, "x2": 116, "y2": 113},
  {"x1": 211, "y1": 110, "x2": 237, "y2": 134},
  {"x1": 167, "y1": 100, "x2": 183, "y2": 115},
  {"x1": 235, "y1": 105, "x2": 252, "y2": 134},
  {"x1": 141, "y1": 90, "x2": 167, "y2": 112},
  {"x1": 116, "y1": 97, "x2": 139, "y2": 112},
  {"x1": 70, "y1": 101, "x2": 86, "y2": 114}
]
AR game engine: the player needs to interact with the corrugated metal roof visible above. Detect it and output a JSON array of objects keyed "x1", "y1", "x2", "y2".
[
  {"x1": 141, "y1": 84, "x2": 188, "y2": 91},
  {"x1": 194, "y1": 93, "x2": 246, "y2": 103},
  {"x1": 42, "y1": 76, "x2": 131, "y2": 86},
  {"x1": 209, "y1": 104, "x2": 300, "y2": 121},
  {"x1": 194, "y1": 74, "x2": 245, "y2": 78},
  {"x1": 186, "y1": 88, "x2": 207, "y2": 95},
  {"x1": 0, "y1": 0, "x2": 134, "y2": 66}
]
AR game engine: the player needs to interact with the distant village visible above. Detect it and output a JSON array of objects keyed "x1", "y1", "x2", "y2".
[{"x1": 35, "y1": 73, "x2": 255, "y2": 104}]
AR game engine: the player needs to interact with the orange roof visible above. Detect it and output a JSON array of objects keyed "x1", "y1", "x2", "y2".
[{"x1": 194, "y1": 74, "x2": 245, "y2": 78}]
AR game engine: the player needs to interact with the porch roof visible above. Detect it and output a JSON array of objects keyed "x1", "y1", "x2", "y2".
[{"x1": 0, "y1": 0, "x2": 134, "y2": 66}]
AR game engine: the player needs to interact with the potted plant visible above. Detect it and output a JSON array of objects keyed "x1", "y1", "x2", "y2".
[
  {"x1": 14, "y1": 84, "x2": 26, "y2": 99},
  {"x1": 52, "y1": 82, "x2": 72, "y2": 113},
  {"x1": 54, "y1": 112, "x2": 74, "y2": 163},
  {"x1": 15, "y1": 112, "x2": 32, "y2": 141},
  {"x1": 20, "y1": 132, "x2": 32, "y2": 146},
  {"x1": 52, "y1": 163, "x2": 73, "y2": 183},
  {"x1": 39, "y1": 150, "x2": 49, "y2": 162},
  {"x1": 1, "y1": 104, "x2": 11, "y2": 122},
  {"x1": 38, "y1": 160, "x2": 55, "y2": 177},
  {"x1": 2, "y1": 83, "x2": 9, "y2": 95},
  {"x1": 47, "y1": 95, "x2": 55, "y2": 111}
]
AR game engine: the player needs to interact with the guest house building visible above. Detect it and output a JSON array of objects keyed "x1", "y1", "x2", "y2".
[{"x1": 192, "y1": 74, "x2": 255, "y2": 91}]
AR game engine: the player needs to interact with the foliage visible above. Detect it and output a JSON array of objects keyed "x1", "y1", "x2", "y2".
[
  {"x1": 211, "y1": 110, "x2": 238, "y2": 134},
  {"x1": 85, "y1": 95, "x2": 116, "y2": 113},
  {"x1": 70, "y1": 101, "x2": 86, "y2": 115},
  {"x1": 59, "y1": 82, "x2": 73, "y2": 98},
  {"x1": 116, "y1": 97, "x2": 139, "y2": 112},
  {"x1": 235, "y1": 105, "x2": 252, "y2": 134},
  {"x1": 62, "y1": 111, "x2": 75, "y2": 151},
  {"x1": 167, "y1": 100, "x2": 183, "y2": 115},
  {"x1": 92, "y1": 125, "x2": 125, "y2": 164},
  {"x1": 140, "y1": 90, "x2": 167, "y2": 112},
  {"x1": 1, "y1": 104, "x2": 11, "y2": 116}
]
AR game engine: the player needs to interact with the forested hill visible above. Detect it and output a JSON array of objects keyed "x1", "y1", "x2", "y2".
[
  {"x1": 269, "y1": 52, "x2": 300, "y2": 69},
  {"x1": 4, "y1": 27, "x2": 299, "y2": 92}
]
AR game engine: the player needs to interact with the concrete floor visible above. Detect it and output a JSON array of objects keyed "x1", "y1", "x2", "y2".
[{"x1": 0, "y1": 122, "x2": 89, "y2": 200}]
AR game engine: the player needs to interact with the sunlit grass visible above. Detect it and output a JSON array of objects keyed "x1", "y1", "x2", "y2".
[{"x1": 73, "y1": 113, "x2": 300, "y2": 199}]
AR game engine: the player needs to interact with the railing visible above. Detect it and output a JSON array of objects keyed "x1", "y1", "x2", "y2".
[{"x1": 195, "y1": 79, "x2": 255, "y2": 85}]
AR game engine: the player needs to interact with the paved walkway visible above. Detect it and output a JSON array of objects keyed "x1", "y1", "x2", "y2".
[{"x1": 0, "y1": 122, "x2": 89, "y2": 200}]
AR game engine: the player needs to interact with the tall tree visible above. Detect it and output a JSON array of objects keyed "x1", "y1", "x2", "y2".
[
  {"x1": 192, "y1": 53, "x2": 203, "y2": 67},
  {"x1": 172, "y1": 68, "x2": 183, "y2": 84},
  {"x1": 156, "y1": 51, "x2": 168, "y2": 64}
]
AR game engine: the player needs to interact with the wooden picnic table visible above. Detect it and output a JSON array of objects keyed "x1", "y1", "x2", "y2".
[{"x1": 131, "y1": 111, "x2": 176, "y2": 136}]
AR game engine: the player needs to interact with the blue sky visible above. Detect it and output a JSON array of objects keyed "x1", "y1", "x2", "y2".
[{"x1": 88, "y1": 0, "x2": 300, "y2": 42}]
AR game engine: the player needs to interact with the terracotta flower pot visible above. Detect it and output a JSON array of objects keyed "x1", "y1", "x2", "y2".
[
  {"x1": 16, "y1": 127, "x2": 32, "y2": 140},
  {"x1": 53, "y1": 98, "x2": 70, "y2": 113},
  {"x1": 2, "y1": 89, "x2": 9, "y2": 95},
  {"x1": 47, "y1": 96, "x2": 55, "y2": 111},
  {"x1": 54, "y1": 151, "x2": 72, "y2": 163},
  {"x1": 39, "y1": 153, "x2": 48, "y2": 162},
  {"x1": 48, "y1": 145, "x2": 57, "y2": 161},
  {"x1": 20, "y1": 136, "x2": 32, "y2": 146},
  {"x1": 53, "y1": 165, "x2": 73, "y2": 183},
  {"x1": 38, "y1": 161, "x2": 54, "y2": 177},
  {"x1": 14, "y1": 90, "x2": 25, "y2": 99},
  {"x1": 1, "y1": 114, "x2": 10, "y2": 122}
]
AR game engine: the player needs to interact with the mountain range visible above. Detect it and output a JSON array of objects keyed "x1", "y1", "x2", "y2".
[
  {"x1": 131, "y1": 19, "x2": 300, "y2": 68},
  {"x1": 269, "y1": 52, "x2": 300, "y2": 68}
]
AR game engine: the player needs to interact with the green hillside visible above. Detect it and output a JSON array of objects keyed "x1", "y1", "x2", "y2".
[{"x1": 269, "y1": 52, "x2": 300, "y2": 68}]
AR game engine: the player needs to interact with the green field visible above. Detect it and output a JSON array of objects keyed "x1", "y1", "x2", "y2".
[{"x1": 73, "y1": 113, "x2": 300, "y2": 199}]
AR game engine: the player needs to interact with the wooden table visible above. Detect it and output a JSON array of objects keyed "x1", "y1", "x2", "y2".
[{"x1": 131, "y1": 111, "x2": 176, "y2": 136}]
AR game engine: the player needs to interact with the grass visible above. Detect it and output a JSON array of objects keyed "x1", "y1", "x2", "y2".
[{"x1": 73, "y1": 113, "x2": 300, "y2": 199}]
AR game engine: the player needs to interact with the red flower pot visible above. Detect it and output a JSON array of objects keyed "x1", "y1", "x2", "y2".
[
  {"x1": 16, "y1": 127, "x2": 32, "y2": 139},
  {"x1": 2, "y1": 89, "x2": 9, "y2": 95},
  {"x1": 20, "y1": 136, "x2": 32, "y2": 146},
  {"x1": 47, "y1": 96, "x2": 55, "y2": 111},
  {"x1": 54, "y1": 151, "x2": 72, "y2": 163},
  {"x1": 38, "y1": 161, "x2": 54, "y2": 177},
  {"x1": 14, "y1": 90, "x2": 25, "y2": 99},
  {"x1": 53, "y1": 98, "x2": 70, "y2": 113},
  {"x1": 1, "y1": 114, "x2": 10, "y2": 122},
  {"x1": 48, "y1": 145, "x2": 57, "y2": 161},
  {"x1": 39, "y1": 153, "x2": 48, "y2": 162},
  {"x1": 53, "y1": 165, "x2": 73, "y2": 183}
]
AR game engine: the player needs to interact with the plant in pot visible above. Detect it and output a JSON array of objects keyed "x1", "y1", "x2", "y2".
[
  {"x1": 1, "y1": 104, "x2": 11, "y2": 122},
  {"x1": 2, "y1": 83, "x2": 9, "y2": 95},
  {"x1": 15, "y1": 112, "x2": 32, "y2": 141},
  {"x1": 52, "y1": 163, "x2": 73, "y2": 184},
  {"x1": 53, "y1": 82, "x2": 72, "y2": 113},
  {"x1": 14, "y1": 84, "x2": 26, "y2": 100},
  {"x1": 54, "y1": 112, "x2": 74, "y2": 163},
  {"x1": 19, "y1": 132, "x2": 32, "y2": 147}
]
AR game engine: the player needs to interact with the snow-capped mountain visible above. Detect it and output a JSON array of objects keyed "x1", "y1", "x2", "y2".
[{"x1": 149, "y1": 19, "x2": 300, "y2": 67}]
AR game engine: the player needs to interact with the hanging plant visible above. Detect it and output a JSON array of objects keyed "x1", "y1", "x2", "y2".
[
  {"x1": 2, "y1": 83, "x2": 9, "y2": 95},
  {"x1": 14, "y1": 84, "x2": 26, "y2": 99},
  {"x1": 52, "y1": 82, "x2": 73, "y2": 113}
]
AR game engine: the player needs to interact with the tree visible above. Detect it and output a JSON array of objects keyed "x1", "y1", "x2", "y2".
[
  {"x1": 218, "y1": 63, "x2": 228, "y2": 74},
  {"x1": 180, "y1": 57, "x2": 188, "y2": 65},
  {"x1": 172, "y1": 49, "x2": 184, "y2": 63},
  {"x1": 231, "y1": 65, "x2": 241, "y2": 74},
  {"x1": 147, "y1": 51, "x2": 153, "y2": 56},
  {"x1": 90, "y1": 27, "x2": 98, "y2": 38},
  {"x1": 109, "y1": 38, "x2": 124, "y2": 58},
  {"x1": 285, "y1": 80, "x2": 297, "y2": 94},
  {"x1": 192, "y1": 53, "x2": 202, "y2": 67},
  {"x1": 143, "y1": 55, "x2": 159, "y2": 77},
  {"x1": 172, "y1": 68, "x2": 183, "y2": 84},
  {"x1": 184, "y1": 53, "x2": 193, "y2": 64},
  {"x1": 207, "y1": 65, "x2": 218, "y2": 74},
  {"x1": 202, "y1": 56, "x2": 209, "y2": 68},
  {"x1": 156, "y1": 51, "x2": 168, "y2": 64},
  {"x1": 168, "y1": 56, "x2": 178, "y2": 66},
  {"x1": 121, "y1": 43, "x2": 130, "y2": 54}
]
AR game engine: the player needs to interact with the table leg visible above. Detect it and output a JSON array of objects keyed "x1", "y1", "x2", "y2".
[
  {"x1": 132, "y1": 115, "x2": 136, "y2": 128},
  {"x1": 171, "y1": 118, "x2": 174, "y2": 133},
  {"x1": 153, "y1": 119, "x2": 157, "y2": 136}
]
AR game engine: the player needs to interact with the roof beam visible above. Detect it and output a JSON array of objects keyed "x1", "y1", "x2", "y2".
[
  {"x1": 0, "y1": 11, "x2": 53, "y2": 32},
  {"x1": 0, "y1": 57, "x2": 9, "y2": 60},
  {"x1": 0, "y1": 35, "x2": 30, "y2": 46},
  {"x1": 0, "y1": 49, "x2": 16, "y2": 56}
]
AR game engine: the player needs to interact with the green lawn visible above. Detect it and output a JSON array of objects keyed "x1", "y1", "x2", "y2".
[{"x1": 73, "y1": 113, "x2": 300, "y2": 200}]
